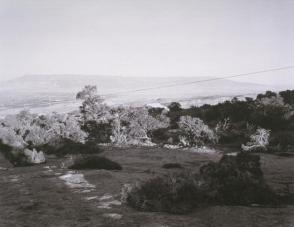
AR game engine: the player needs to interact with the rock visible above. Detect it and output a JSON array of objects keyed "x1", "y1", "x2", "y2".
[
  {"x1": 23, "y1": 148, "x2": 46, "y2": 164},
  {"x1": 59, "y1": 172, "x2": 95, "y2": 189},
  {"x1": 102, "y1": 213, "x2": 122, "y2": 220},
  {"x1": 121, "y1": 183, "x2": 133, "y2": 203}
]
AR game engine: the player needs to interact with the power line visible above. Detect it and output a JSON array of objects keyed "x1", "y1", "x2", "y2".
[{"x1": 104, "y1": 65, "x2": 294, "y2": 96}]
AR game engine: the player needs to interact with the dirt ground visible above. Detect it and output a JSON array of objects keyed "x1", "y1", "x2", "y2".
[{"x1": 0, "y1": 146, "x2": 294, "y2": 227}]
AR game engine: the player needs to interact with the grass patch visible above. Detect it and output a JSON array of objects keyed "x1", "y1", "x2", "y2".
[
  {"x1": 162, "y1": 163, "x2": 183, "y2": 169},
  {"x1": 69, "y1": 156, "x2": 122, "y2": 170}
]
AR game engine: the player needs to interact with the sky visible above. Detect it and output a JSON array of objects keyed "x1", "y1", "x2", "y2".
[{"x1": 0, "y1": 0, "x2": 294, "y2": 86}]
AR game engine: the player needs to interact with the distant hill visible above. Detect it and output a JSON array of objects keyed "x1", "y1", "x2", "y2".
[{"x1": 0, "y1": 74, "x2": 272, "y2": 116}]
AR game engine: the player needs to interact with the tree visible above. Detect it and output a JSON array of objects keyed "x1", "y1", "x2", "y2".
[
  {"x1": 167, "y1": 102, "x2": 182, "y2": 129},
  {"x1": 110, "y1": 106, "x2": 169, "y2": 145},
  {"x1": 252, "y1": 94, "x2": 291, "y2": 130},
  {"x1": 178, "y1": 116, "x2": 217, "y2": 147},
  {"x1": 0, "y1": 126, "x2": 25, "y2": 148},
  {"x1": 76, "y1": 85, "x2": 111, "y2": 123},
  {"x1": 280, "y1": 90, "x2": 294, "y2": 106},
  {"x1": 110, "y1": 107, "x2": 128, "y2": 144},
  {"x1": 0, "y1": 110, "x2": 87, "y2": 148}
]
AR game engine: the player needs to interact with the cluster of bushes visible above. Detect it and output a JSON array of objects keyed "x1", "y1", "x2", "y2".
[
  {"x1": 150, "y1": 90, "x2": 294, "y2": 152},
  {"x1": 1, "y1": 87, "x2": 294, "y2": 164},
  {"x1": 125, "y1": 152, "x2": 279, "y2": 214},
  {"x1": 0, "y1": 110, "x2": 88, "y2": 164},
  {"x1": 77, "y1": 86, "x2": 170, "y2": 146}
]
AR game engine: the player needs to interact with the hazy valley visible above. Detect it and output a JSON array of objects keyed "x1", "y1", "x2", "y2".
[{"x1": 0, "y1": 75, "x2": 272, "y2": 117}]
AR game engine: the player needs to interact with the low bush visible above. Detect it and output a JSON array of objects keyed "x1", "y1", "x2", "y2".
[
  {"x1": 126, "y1": 152, "x2": 279, "y2": 214},
  {"x1": 126, "y1": 172, "x2": 205, "y2": 214},
  {"x1": 162, "y1": 163, "x2": 183, "y2": 169},
  {"x1": 0, "y1": 140, "x2": 30, "y2": 167},
  {"x1": 200, "y1": 152, "x2": 278, "y2": 205},
  {"x1": 69, "y1": 156, "x2": 122, "y2": 170},
  {"x1": 36, "y1": 138, "x2": 102, "y2": 157},
  {"x1": 269, "y1": 131, "x2": 294, "y2": 152}
]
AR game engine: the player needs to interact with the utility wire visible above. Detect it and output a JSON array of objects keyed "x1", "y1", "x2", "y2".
[{"x1": 104, "y1": 65, "x2": 294, "y2": 96}]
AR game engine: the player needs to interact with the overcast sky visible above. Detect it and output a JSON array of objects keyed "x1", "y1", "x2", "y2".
[{"x1": 0, "y1": 0, "x2": 294, "y2": 86}]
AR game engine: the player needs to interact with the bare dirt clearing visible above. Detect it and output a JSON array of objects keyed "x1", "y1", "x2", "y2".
[{"x1": 0, "y1": 147, "x2": 293, "y2": 227}]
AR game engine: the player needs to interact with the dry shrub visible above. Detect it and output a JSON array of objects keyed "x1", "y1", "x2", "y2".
[
  {"x1": 69, "y1": 156, "x2": 122, "y2": 170},
  {"x1": 162, "y1": 163, "x2": 183, "y2": 169}
]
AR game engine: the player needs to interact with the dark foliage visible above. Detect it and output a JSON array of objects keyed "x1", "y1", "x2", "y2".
[
  {"x1": 200, "y1": 152, "x2": 278, "y2": 205},
  {"x1": 151, "y1": 128, "x2": 170, "y2": 144},
  {"x1": 36, "y1": 138, "x2": 102, "y2": 157},
  {"x1": 167, "y1": 90, "x2": 294, "y2": 148},
  {"x1": 148, "y1": 107, "x2": 165, "y2": 118},
  {"x1": 82, "y1": 121, "x2": 112, "y2": 143},
  {"x1": 127, "y1": 153, "x2": 279, "y2": 214},
  {"x1": 0, "y1": 140, "x2": 30, "y2": 167},
  {"x1": 126, "y1": 172, "x2": 204, "y2": 214},
  {"x1": 167, "y1": 102, "x2": 182, "y2": 129},
  {"x1": 268, "y1": 131, "x2": 294, "y2": 153},
  {"x1": 256, "y1": 90, "x2": 277, "y2": 100},
  {"x1": 162, "y1": 163, "x2": 183, "y2": 169},
  {"x1": 280, "y1": 90, "x2": 294, "y2": 106},
  {"x1": 69, "y1": 156, "x2": 122, "y2": 170}
]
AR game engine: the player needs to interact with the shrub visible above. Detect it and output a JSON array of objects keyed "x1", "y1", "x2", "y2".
[
  {"x1": 82, "y1": 121, "x2": 112, "y2": 143},
  {"x1": 167, "y1": 102, "x2": 182, "y2": 129},
  {"x1": 241, "y1": 128, "x2": 270, "y2": 152},
  {"x1": 126, "y1": 153, "x2": 278, "y2": 214},
  {"x1": 162, "y1": 163, "x2": 183, "y2": 169},
  {"x1": 178, "y1": 116, "x2": 217, "y2": 147},
  {"x1": 69, "y1": 156, "x2": 122, "y2": 170},
  {"x1": 200, "y1": 152, "x2": 278, "y2": 205},
  {"x1": 269, "y1": 131, "x2": 294, "y2": 152},
  {"x1": 0, "y1": 140, "x2": 30, "y2": 167},
  {"x1": 36, "y1": 138, "x2": 102, "y2": 157},
  {"x1": 126, "y1": 172, "x2": 204, "y2": 214},
  {"x1": 110, "y1": 106, "x2": 169, "y2": 145},
  {"x1": 150, "y1": 128, "x2": 170, "y2": 144}
]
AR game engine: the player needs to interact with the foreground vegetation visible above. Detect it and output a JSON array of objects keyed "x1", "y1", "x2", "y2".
[{"x1": 125, "y1": 152, "x2": 278, "y2": 214}]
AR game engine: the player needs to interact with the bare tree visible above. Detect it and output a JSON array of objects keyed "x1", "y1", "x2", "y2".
[{"x1": 242, "y1": 128, "x2": 270, "y2": 152}]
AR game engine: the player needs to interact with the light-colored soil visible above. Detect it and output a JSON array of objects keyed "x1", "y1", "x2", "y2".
[{"x1": 0, "y1": 146, "x2": 293, "y2": 227}]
